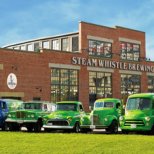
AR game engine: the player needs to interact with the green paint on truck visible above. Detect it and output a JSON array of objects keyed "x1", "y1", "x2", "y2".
[
  {"x1": 43, "y1": 101, "x2": 85, "y2": 133},
  {"x1": 120, "y1": 93, "x2": 154, "y2": 133},
  {"x1": 6, "y1": 101, "x2": 55, "y2": 132},
  {"x1": 80, "y1": 98, "x2": 122, "y2": 133}
]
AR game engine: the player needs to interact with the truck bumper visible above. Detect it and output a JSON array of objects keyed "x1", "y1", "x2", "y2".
[
  {"x1": 81, "y1": 125, "x2": 108, "y2": 129},
  {"x1": 120, "y1": 125, "x2": 151, "y2": 131},
  {"x1": 6, "y1": 119, "x2": 37, "y2": 124},
  {"x1": 120, "y1": 122, "x2": 152, "y2": 131},
  {"x1": 43, "y1": 125, "x2": 74, "y2": 129}
]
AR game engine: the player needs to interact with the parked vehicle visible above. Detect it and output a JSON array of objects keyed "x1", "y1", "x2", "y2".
[
  {"x1": 120, "y1": 93, "x2": 154, "y2": 134},
  {"x1": 43, "y1": 101, "x2": 85, "y2": 133},
  {"x1": 0, "y1": 99, "x2": 23, "y2": 130},
  {"x1": 80, "y1": 98, "x2": 122, "y2": 133},
  {"x1": 5, "y1": 101, "x2": 56, "y2": 132}
]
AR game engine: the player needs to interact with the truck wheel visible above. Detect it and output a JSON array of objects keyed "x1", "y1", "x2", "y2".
[
  {"x1": 9, "y1": 124, "x2": 20, "y2": 131},
  {"x1": 2, "y1": 123, "x2": 7, "y2": 131},
  {"x1": 149, "y1": 125, "x2": 154, "y2": 135},
  {"x1": 27, "y1": 126, "x2": 33, "y2": 132},
  {"x1": 121, "y1": 130, "x2": 129, "y2": 134},
  {"x1": 34, "y1": 121, "x2": 42, "y2": 132},
  {"x1": 106, "y1": 120, "x2": 118, "y2": 134},
  {"x1": 74, "y1": 122, "x2": 80, "y2": 133}
]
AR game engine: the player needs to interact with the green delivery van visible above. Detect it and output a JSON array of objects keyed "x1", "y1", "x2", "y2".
[{"x1": 120, "y1": 93, "x2": 154, "y2": 133}]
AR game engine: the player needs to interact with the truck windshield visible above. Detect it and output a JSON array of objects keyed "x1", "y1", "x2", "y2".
[
  {"x1": 126, "y1": 98, "x2": 151, "y2": 110},
  {"x1": 56, "y1": 103, "x2": 77, "y2": 111},
  {"x1": 6, "y1": 100, "x2": 24, "y2": 111},
  {"x1": 24, "y1": 103, "x2": 42, "y2": 110},
  {"x1": 95, "y1": 102, "x2": 114, "y2": 109}
]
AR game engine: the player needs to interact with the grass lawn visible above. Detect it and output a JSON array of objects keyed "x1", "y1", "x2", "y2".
[{"x1": 1, "y1": 132, "x2": 154, "y2": 154}]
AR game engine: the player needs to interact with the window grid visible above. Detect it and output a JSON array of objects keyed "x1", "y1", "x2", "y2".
[
  {"x1": 51, "y1": 68, "x2": 78, "y2": 102},
  {"x1": 148, "y1": 76, "x2": 154, "y2": 92},
  {"x1": 88, "y1": 40, "x2": 112, "y2": 58},
  {"x1": 52, "y1": 39, "x2": 60, "y2": 50},
  {"x1": 120, "y1": 42, "x2": 140, "y2": 61},
  {"x1": 61, "y1": 38, "x2": 69, "y2": 51},
  {"x1": 89, "y1": 72, "x2": 112, "y2": 106},
  {"x1": 121, "y1": 74, "x2": 141, "y2": 96},
  {"x1": 72, "y1": 36, "x2": 79, "y2": 52},
  {"x1": 42, "y1": 41, "x2": 49, "y2": 49}
]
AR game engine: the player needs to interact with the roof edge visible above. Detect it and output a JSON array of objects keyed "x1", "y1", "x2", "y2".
[{"x1": 3, "y1": 31, "x2": 79, "y2": 48}]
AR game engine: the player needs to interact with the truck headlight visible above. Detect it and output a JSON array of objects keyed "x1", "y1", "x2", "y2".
[
  {"x1": 8, "y1": 114, "x2": 11, "y2": 118},
  {"x1": 67, "y1": 116, "x2": 72, "y2": 122},
  {"x1": 119, "y1": 116, "x2": 124, "y2": 121},
  {"x1": 145, "y1": 116, "x2": 150, "y2": 122},
  {"x1": 104, "y1": 118, "x2": 108, "y2": 122},
  {"x1": 31, "y1": 114, "x2": 35, "y2": 118}
]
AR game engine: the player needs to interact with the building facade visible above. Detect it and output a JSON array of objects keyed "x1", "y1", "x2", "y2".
[{"x1": 1, "y1": 21, "x2": 154, "y2": 111}]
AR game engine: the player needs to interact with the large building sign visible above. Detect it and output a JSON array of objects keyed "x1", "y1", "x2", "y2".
[
  {"x1": 72, "y1": 57, "x2": 154, "y2": 72},
  {"x1": 7, "y1": 73, "x2": 17, "y2": 89}
]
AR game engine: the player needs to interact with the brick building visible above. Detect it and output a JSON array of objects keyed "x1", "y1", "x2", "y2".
[{"x1": 0, "y1": 21, "x2": 154, "y2": 111}]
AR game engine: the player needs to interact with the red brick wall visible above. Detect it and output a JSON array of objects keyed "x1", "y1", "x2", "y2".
[
  {"x1": 0, "y1": 21, "x2": 153, "y2": 111},
  {"x1": 79, "y1": 21, "x2": 149, "y2": 110},
  {"x1": 0, "y1": 49, "x2": 50, "y2": 101}
]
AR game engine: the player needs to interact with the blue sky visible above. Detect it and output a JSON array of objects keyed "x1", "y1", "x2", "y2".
[{"x1": 1, "y1": 0, "x2": 154, "y2": 60}]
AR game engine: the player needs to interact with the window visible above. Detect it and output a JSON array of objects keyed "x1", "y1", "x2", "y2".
[
  {"x1": 120, "y1": 42, "x2": 140, "y2": 61},
  {"x1": 42, "y1": 41, "x2": 49, "y2": 49},
  {"x1": 95, "y1": 102, "x2": 114, "y2": 108},
  {"x1": 1, "y1": 102, "x2": 7, "y2": 110},
  {"x1": 51, "y1": 69, "x2": 78, "y2": 102},
  {"x1": 89, "y1": 72, "x2": 112, "y2": 106},
  {"x1": 24, "y1": 103, "x2": 41, "y2": 110},
  {"x1": 34, "y1": 42, "x2": 40, "y2": 52},
  {"x1": 61, "y1": 38, "x2": 69, "y2": 51},
  {"x1": 126, "y1": 98, "x2": 151, "y2": 110},
  {"x1": 148, "y1": 76, "x2": 154, "y2": 92},
  {"x1": 56, "y1": 103, "x2": 77, "y2": 111},
  {"x1": 72, "y1": 36, "x2": 79, "y2": 52},
  {"x1": 79, "y1": 104, "x2": 83, "y2": 112},
  {"x1": 21, "y1": 45, "x2": 26, "y2": 51},
  {"x1": 88, "y1": 40, "x2": 112, "y2": 58},
  {"x1": 52, "y1": 39, "x2": 60, "y2": 50},
  {"x1": 13, "y1": 46, "x2": 20, "y2": 50},
  {"x1": 43, "y1": 104, "x2": 47, "y2": 110},
  {"x1": 121, "y1": 74, "x2": 140, "y2": 97},
  {"x1": 27, "y1": 44, "x2": 33, "y2": 51}
]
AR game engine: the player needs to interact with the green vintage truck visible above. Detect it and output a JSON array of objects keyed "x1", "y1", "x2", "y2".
[
  {"x1": 120, "y1": 93, "x2": 154, "y2": 133},
  {"x1": 80, "y1": 98, "x2": 122, "y2": 133},
  {"x1": 5, "y1": 101, "x2": 56, "y2": 132},
  {"x1": 43, "y1": 101, "x2": 85, "y2": 133}
]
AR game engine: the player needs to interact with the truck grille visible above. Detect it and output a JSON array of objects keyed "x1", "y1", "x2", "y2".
[
  {"x1": 124, "y1": 119, "x2": 145, "y2": 126},
  {"x1": 91, "y1": 114, "x2": 99, "y2": 125},
  {"x1": 16, "y1": 111, "x2": 26, "y2": 118},
  {"x1": 47, "y1": 119, "x2": 68, "y2": 126}
]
